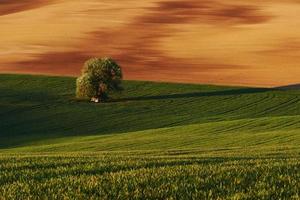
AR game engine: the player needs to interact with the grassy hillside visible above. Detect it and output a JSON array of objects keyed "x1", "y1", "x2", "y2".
[
  {"x1": 1, "y1": 150, "x2": 299, "y2": 199},
  {"x1": 1, "y1": 74, "x2": 300, "y2": 150},
  {"x1": 1, "y1": 74, "x2": 300, "y2": 199}
]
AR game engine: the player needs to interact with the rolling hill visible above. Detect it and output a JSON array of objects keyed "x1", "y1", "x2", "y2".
[
  {"x1": 1, "y1": 74, "x2": 300, "y2": 199},
  {"x1": 1, "y1": 74, "x2": 300, "y2": 151}
]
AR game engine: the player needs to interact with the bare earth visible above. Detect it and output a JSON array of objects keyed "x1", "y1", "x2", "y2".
[{"x1": 1, "y1": 0, "x2": 300, "y2": 87}]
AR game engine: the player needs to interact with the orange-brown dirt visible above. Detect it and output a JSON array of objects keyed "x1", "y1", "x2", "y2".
[{"x1": 1, "y1": 0, "x2": 300, "y2": 87}]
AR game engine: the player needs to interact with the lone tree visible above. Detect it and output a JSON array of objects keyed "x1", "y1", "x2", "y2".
[{"x1": 76, "y1": 57, "x2": 123, "y2": 102}]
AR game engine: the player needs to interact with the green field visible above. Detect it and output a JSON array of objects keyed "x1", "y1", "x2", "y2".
[{"x1": 1, "y1": 74, "x2": 300, "y2": 199}]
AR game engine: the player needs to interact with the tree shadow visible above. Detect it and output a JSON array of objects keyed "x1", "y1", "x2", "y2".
[
  {"x1": 113, "y1": 88, "x2": 270, "y2": 102},
  {"x1": 275, "y1": 84, "x2": 300, "y2": 90}
]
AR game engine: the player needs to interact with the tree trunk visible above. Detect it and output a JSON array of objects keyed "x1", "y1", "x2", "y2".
[{"x1": 97, "y1": 83, "x2": 106, "y2": 102}]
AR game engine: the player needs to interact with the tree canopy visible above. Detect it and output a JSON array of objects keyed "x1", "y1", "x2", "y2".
[{"x1": 76, "y1": 57, "x2": 123, "y2": 102}]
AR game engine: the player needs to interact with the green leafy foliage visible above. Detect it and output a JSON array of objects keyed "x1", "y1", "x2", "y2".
[
  {"x1": 76, "y1": 74, "x2": 96, "y2": 99},
  {"x1": 76, "y1": 57, "x2": 123, "y2": 101}
]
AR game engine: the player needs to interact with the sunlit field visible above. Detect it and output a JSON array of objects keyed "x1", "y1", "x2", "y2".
[
  {"x1": 1, "y1": 74, "x2": 300, "y2": 199},
  {"x1": 1, "y1": 0, "x2": 300, "y2": 86},
  {"x1": 1, "y1": 150, "x2": 299, "y2": 199},
  {"x1": 1, "y1": 0, "x2": 300, "y2": 198}
]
